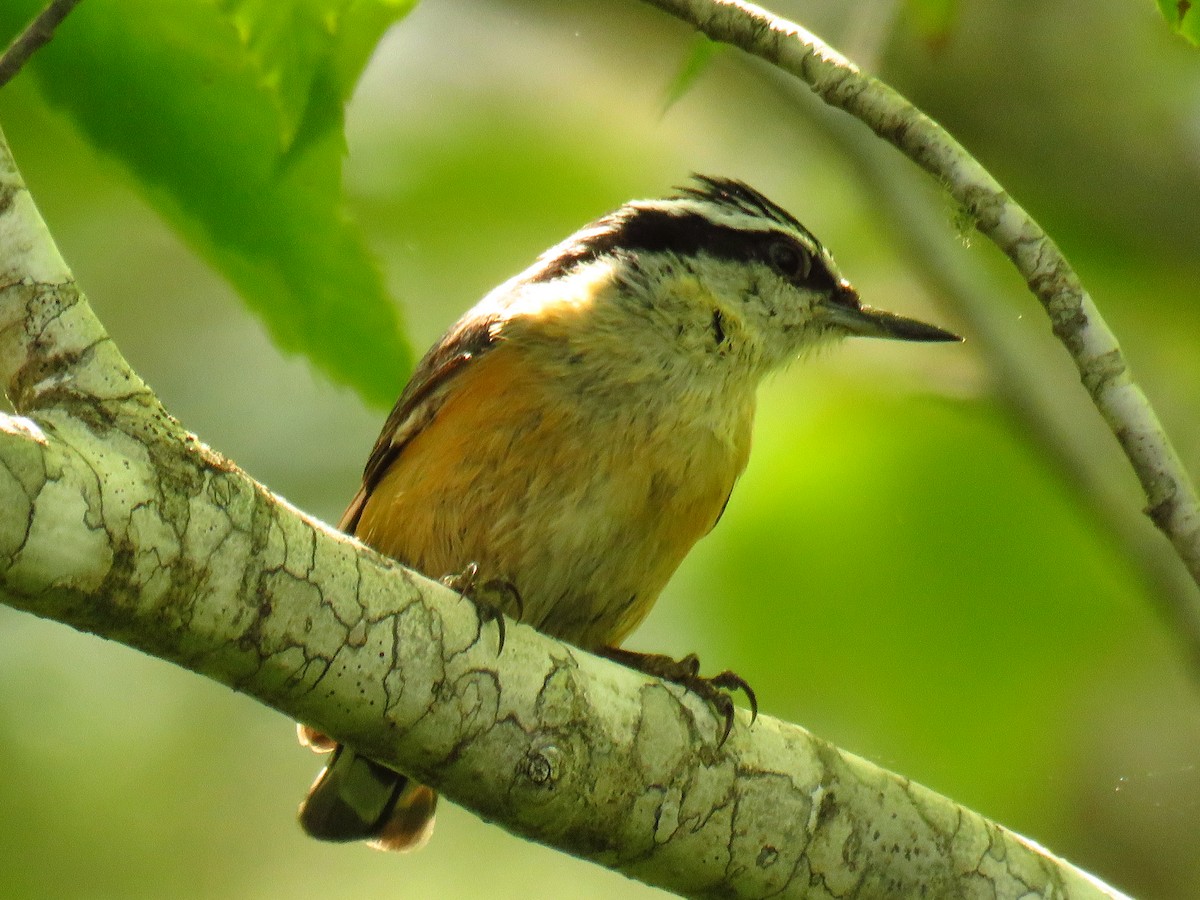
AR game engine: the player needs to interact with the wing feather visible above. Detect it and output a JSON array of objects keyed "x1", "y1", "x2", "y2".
[{"x1": 339, "y1": 312, "x2": 501, "y2": 535}]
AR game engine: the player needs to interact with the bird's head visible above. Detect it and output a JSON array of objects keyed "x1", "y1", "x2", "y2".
[{"x1": 490, "y1": 175, "x2": 960, "y2": 390}]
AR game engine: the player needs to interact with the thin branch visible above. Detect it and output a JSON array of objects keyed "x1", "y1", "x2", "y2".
[
  {"x1": 0, "y1": 127, "x2": 1128, "y2": 899},
  {"x1": 0, "y1": 0, "x2": 84, "y2": 90},
  {"x1": 638, "y1": 0, "x2": 1200, "y2": 610},
  {"x1": 754, "y1": 65, "x2": 1200, "y2": 672},
  {"x1": 848, "y1": 138, "x2": 1200, "y2": 672}
]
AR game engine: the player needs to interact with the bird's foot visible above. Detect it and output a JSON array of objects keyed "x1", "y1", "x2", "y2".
[
  {"x1": 600, "y1": 647, "x2": 757, "y2": 744},
  {"x1": 441, "y1": 562, "x2": 522, "y2": 653}
]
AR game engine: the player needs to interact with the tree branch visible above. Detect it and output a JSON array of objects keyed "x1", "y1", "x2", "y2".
[
  {"x1": 0, "y1": 0, "x2": 84, "y2": 90},
  {"x1": 638, "y1": 0, "x2": 1200, "y2": 602},
  {"x1": 0, "y1": 128, "x2": 1127, "y2": 897}
]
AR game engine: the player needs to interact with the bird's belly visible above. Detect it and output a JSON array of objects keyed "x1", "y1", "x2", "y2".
[{"x1": 353, "y1": 348, "x2": 751, "y2": 650}]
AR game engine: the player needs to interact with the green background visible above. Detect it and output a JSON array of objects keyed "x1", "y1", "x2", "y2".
[{"x1": 2, "y1": 0, "x2": 1199, "y2": 897}]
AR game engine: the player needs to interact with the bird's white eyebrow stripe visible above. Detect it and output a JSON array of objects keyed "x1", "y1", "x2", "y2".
[
  {"x1": 637, "y1": 198, "x2": 782, "y2": 230},
  {"x1": 676, "y1": 175, "x2": 816, "y2": 240}
]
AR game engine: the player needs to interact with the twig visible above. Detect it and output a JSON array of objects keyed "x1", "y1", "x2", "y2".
[
  {"x1": 846, "y1": 120, "x2": 1200, "y2": 670},
  {"x1": 749, "y1": 59, "x2": 1200, "y2": 671},
  {"x1": 0, "y1": 0, "x2": 84, "y2": 90},
  {"x1": 639, "y1": 0, "x2": 1200, "y2": 610}
]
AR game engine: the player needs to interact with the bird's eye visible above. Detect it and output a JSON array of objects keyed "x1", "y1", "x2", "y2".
[{"x1": 766, "y1": 239, "x2": 812, "y2": 281}]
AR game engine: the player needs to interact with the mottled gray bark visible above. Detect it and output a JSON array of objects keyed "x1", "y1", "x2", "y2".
[{"x1": 0, "y1": 122, "x2": 1125, "y2": 900}]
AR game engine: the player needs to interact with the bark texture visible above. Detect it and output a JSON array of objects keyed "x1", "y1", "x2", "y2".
[{"x1": 0, "y1": 107, "x2": 1127, "y2": 900}]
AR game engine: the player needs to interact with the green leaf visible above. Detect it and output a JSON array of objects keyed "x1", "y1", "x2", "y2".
[
  {"x1": 662, "y1": 33, "x2": 722, "y2": 113},
  {"x1": 0, "y1": 0, "x2": 416, "y2": 407},
  {"x1": 1156, "y1": 0, "x2": 1200, "y2": 45}
]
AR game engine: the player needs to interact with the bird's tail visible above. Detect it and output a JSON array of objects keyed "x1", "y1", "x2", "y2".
[{"x1": 297, "y1": 726, "x2": 437, "y2": 852}]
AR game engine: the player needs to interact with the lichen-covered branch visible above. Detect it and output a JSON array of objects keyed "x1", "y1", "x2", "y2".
[
  {"x1": 0, "y1": 128, "x2": 1127, "y2": 900},
  {"x1": 639, "y1": 0, "x2": 1200, "y2": 599},
  {"x1": 0, "y1": 408, "x2": 1132, "y2": 900}
]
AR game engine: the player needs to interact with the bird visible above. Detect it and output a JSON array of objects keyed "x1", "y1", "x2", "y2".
[{"x1": 295, "y1": 175, "x2": 960, "y2": 852}]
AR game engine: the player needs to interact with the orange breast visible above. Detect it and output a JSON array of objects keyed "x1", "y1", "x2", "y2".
[{"x1": 354, "y1": 343, "x2": 751, "y2": 649}]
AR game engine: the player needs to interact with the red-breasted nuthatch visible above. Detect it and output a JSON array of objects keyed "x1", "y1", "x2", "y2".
[{"x1": 296, "y1": 176, "x2": 960, "y2": 851}]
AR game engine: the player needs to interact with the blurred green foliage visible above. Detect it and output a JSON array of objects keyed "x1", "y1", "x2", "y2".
[
  {"x1": 1, "y1": 0, "x2": 1199, "y2": 898},
  {"x1": 903, "y1": 0, "x2": 959, "y2": 45},
  {"x1": 0, "y1": 0, "x2": 414, "y2": 407},
  {"x1": 1157, "y1": 0, "x2": 1200, "y2": 45},
  {"x1": 661, "y1": 33, "x2": 724, "y2": 113}
]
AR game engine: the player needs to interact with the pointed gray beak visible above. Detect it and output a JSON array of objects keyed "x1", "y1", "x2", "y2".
[{"x1": 823, "y1": 282, "x2": 961, "y2": 343}]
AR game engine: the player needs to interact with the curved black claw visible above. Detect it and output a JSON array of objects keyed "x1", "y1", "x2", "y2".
[
  {"x1": 600, "y1": 648, "x2": 756, "y2": 745},
  {"x1": 708, "y1": 670, "x2": 758, "y2": 724},
  {"x1": 441, "y1": 563, "x2": 522, "y2": 654}
]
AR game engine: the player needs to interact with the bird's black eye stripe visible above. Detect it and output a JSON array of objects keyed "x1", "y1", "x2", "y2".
[
  {"x1": 614, "y1": 209, "x2": 767, "y2": 264},
  {"x1": 612, "y1": 210, "x2": 834, "y2": 287},
  {"x1": 766, "y1": 239, "x2": 812, "y2": 281},
  {"x1": 527, "y1": 206, "x2": 838, "y2": 291}
]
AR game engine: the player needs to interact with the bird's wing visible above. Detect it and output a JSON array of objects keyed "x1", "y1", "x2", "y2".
[{"x1": 338, "y1": 312, "x2": 502, "y2": 535}]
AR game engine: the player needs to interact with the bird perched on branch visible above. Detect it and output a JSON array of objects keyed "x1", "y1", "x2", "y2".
[{"x1": 296, "y1": 175, "x2": 960, "y2": 851}]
